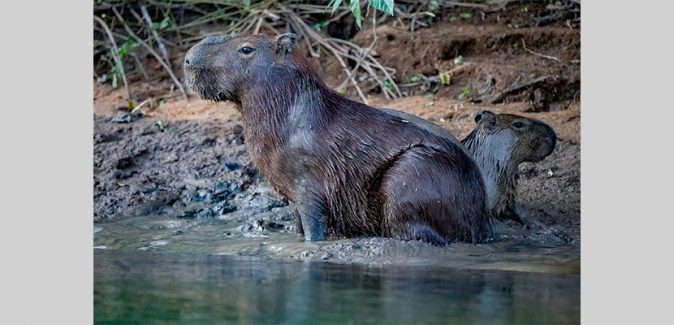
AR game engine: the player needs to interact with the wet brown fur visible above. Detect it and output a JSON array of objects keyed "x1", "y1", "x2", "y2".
[
  {"x1": 183, "y1": 33, "x2": 492, "y2": 246},
  {"x1": 380, "y1": 109, "x2": 556, "y2": 225}
]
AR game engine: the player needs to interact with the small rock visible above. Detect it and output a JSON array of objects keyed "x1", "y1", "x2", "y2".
[
  {"x1": 111, "y1": 111, "x2": 131, "y2": 123},
  {"x1": 150, "y1": 240, "x2": 168, "y2": 246},
  {"x1": 94, "y1": 227, "x2": 103, "y2": 234},
  {"x1": 93, "y1": 246, "x2": 106, "y2": 249},
  {"x1": 267, "y1": 221, "x2": 285, "y2": 230},
  {"x1": 300, "y1": 250, "x2": 314, "y2": 259}
]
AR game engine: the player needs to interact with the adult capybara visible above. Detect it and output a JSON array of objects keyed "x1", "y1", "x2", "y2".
[
  {"x1": 380, "y1": 108, "x2": 556, "y2": 225},
  {"x1": 183, "y1": 33, "x2": 491, "y2": 246}
]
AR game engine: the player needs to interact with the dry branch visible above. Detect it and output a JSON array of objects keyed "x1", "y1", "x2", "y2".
[
  {"x1": 111, "y1": 7, "x2": 188, "y2": 100},
  {"x1": 93, "y1": 15, "x2": 131, "y2": 99},
  {"x1": 521, "y1": 39, "x2": 560, "y2": 61},
  {"x1": 472, "y1": 75, "x2": 555, "y2": 104},
  {"x1": 140, "y1": 6, "x2": 173, "y2": 70}
]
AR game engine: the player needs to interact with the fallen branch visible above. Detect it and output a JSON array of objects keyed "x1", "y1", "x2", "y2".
[
  {"x1": 336, "y1": 12, "x2": 379, "y2": 93},
  {"x1": 472, "y1": 75, "x2": 555, "y2": 104},
  {"x1": 112, "y1": 6, "x2": 188, "y2": 101},
  {"x1": 521, "y1": 39, "x2": 560, "y2": 61},
  {"x1": 140, "y1": 6, "x2": 173, "y2": 70},
  {"x1": 397, "y1": 62, "x2": 474, "y2": 88},
  {"x1": 93, "y1": 15, "x2": 131, "y2": 99}
]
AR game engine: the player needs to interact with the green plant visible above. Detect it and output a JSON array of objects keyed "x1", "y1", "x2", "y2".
[
  {"x1": 459, "y1": 12, "x2": 471, "y2": 19},
  {"x1": 151, "y1": 16, "x2": 171, "y2": 31},
  {"x1": 156, "y1": 120, "x2": 167, "y2": 132},
  {"x1": 429, "y1": 0, "x2": 440, "y2": 13},
  {"x1": 326, "y1": 0, "x2": 395, "y2": 28},
  {"x1": 313, "y1": 21, "x2": 330, "y2": 30},
  {"x1": 410, "y1": 75, "x2": 422, "y2": 82},
  {"x1": 458, "y1": 86, "x2": 470, "y2": 99},
  {"x1": 384, "y1": 80, "x2": 394, "y2": 92}
]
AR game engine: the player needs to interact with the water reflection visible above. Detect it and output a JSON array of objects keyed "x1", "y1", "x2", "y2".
[{"x1": 95, "y1": 249, "x2": 579, "y2": 324}]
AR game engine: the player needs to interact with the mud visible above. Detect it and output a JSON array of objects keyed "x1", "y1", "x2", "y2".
[{"x1": 93, "y1": 2, "x2": 580, "y2": 272}]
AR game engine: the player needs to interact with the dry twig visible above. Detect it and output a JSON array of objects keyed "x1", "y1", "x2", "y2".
[
  {"x1": 112, "y1": 7, "x2": 188, "y2": 100},
  {"x1": 93, "y1": 15, "x2": 131, "y2": 99},
  {"x1": 472, "y1": 75, "x2": 555, "y2": 104},
  {"x1": 521, "y1": 39, "x2": 560, "y2": 61},
  {"x1": 140, "y1": 6, "x2": 173, "y2": 70}
]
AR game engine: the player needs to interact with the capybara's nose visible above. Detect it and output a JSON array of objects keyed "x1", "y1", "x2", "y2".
[{"x1": 184, "y1": 50, "x2": 202, "y2": 69}]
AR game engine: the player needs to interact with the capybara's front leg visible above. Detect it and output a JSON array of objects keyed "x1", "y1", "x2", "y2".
[
  {"x1": 293, "y1": 206, "x2": 304, "y2": 236},
  {"x1": 295, "y1": 195, "x2": 328, "y2": 242}
]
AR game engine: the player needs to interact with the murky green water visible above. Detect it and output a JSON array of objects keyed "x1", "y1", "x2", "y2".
[
  {"x1": 94, "y1": 211, "x2": 580, "y2": 324},
  {"x1": 95, "y1": 249, "x2": 579, "y2": 324}
]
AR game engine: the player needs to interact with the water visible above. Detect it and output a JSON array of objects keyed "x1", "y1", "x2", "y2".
[
  {"x1": 94, "y1": 211, "x2": 580, "y2": 324},
  {"x1": 94, "y1": 249, "x2": 579, "y2": 324},
  {"x1": 93, "y1": 213, "x2": 580, "y2": 273}
]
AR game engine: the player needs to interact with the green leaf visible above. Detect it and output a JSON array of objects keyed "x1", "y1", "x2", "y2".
[
  {"x1": 384, "y1": 80, "x2": 394, "y2": 91},
  {"x1": 349, "y1": 0, "x2": 362, "y2": 29},
  {"x1": 368, "y1": 0, "x2": 394, "y2": 16},
  {"x1": 458, "y1": 86, "x2": 470, "y2": 99},
  {"x1": 459, "y1": 12, "x2": 471, "y2": 19},
  {"x1": 327, "y1": 0, "x2": 342, "y2": 14},
  {"x1": 424, "y1": 93, "x2": 434, "y2": 99},
  {"x1": 429, "y1": 0, "x2": 440, "y2": 13},
  {"x1": 159, "y1": 99, "x2": 166, "y2": 106},
  {"x1": 439, "y1": 72, "x2": 451, "y2": 85},
  {"x1": 159, "y1": 17, "x2": 170, "y2": 30},
  {"x1": 410, "y1": 75, "x2": 422, "y2": 82}
]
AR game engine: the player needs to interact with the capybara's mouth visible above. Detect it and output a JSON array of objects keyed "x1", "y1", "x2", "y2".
[{"x1": 185, "y1": 69, "x2": 226, "y2": 102}]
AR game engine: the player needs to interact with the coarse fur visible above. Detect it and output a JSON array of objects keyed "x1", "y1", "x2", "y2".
[
  {"x1": 461, "y1": 111, "x2": 557, "y2": 224},
  {"x1": 184, "y1": 33, "x2": 492, "y2": 245},
  {"x1": 380, "y1": 108, "x2": 556, "y2": 225}
]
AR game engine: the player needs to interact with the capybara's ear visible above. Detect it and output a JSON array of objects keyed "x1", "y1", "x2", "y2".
[
  {"x1": 475, "y1": 111, "x2": 496, "y2": 125},
  {"x1": 273, "y1": 33, "x2": 297, "y2": 57},
  {"x1": 475, "y1": 111, "x2": 498, "y2": 132}
]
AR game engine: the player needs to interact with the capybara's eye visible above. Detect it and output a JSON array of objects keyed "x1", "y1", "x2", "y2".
[
  {"x1": 512, "y1": 121, "x2": 527, "y2": 129},
  {"x1": 238, "y1": 46, "x2": 256, "y2": 55}
]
